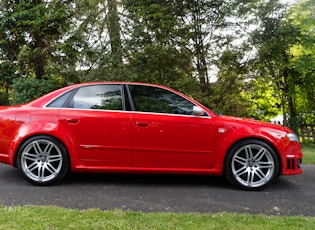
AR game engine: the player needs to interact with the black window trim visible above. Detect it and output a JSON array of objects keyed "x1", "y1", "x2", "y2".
[{"x1": 124, "y1": 84, "x2": 136, "y2": 111}]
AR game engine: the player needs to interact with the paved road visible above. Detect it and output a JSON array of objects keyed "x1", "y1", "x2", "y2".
[{"x1": 0, "y1": 163, "x2": 314, "y2": 216}]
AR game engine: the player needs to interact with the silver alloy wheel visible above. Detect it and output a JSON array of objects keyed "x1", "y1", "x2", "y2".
[
  {"x1": 231, "y1": 144, "x2": 275, "y2": 188},
  {"x1": 20, "y1": 139, "x2": 63, "y2": 183}
]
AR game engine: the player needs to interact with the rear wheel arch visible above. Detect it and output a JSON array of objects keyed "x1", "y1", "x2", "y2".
[
  {"x1": 14, "y1": 134, "x2": 70, "y2": 165},
  {"x1": 14, "y1": 134, "x2": 71, "y2": 185}
]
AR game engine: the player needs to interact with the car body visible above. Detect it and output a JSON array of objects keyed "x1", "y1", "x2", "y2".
[{"x1": 0, "y1": 82, "x2": 303, "y2": 190}]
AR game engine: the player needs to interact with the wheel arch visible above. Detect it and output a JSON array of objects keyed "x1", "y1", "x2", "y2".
[
  {"x1": 223, "y1": 137, "x2": 282, "y2": 177},
  {"x1": 13, "y1": 134, "x2": 71, "y2": 170}
]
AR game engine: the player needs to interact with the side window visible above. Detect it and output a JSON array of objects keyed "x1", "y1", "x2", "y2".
[
  {"x1": 72, "y1": 85, "x2": 123, "y2": 110},
  {"x1": 47, "y1": 90, "x2": 74, "y2": 108},
  {"x1": 128, "y1": 85, "x2": 195, "y2": 115}
]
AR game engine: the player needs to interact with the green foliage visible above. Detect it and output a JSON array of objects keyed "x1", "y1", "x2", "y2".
[
  {"x1": 244, "y1": 78, "x2": 281, "y2": 121},
  {"x1": 127, "y1": 45, "x2": 193, "y2": 85},
  {"x1": 0, "y1": 92, "x2": 9, "y2": 105},
  {"x1": 11, "y1": 77, "x2": 63, "y2": 105},
  {"x1": 0, "y1": 62, "x2": 17, "y2": 89},
  {"x1": 247, "y1": 0, "x2": 315, "y2": 131},
  {"x1": 0, "y1": 0, "x2": 74, "y2": 79},
  {"x1": 123, "y1": 0, "x2": 198, "y2": 96},
  {"x1": 0, "y1": 0, "x2": 313, "y2": 122},
  {"x1": 0, "y1": 62, "x2": 18, "y2": 105},
  {"x1": 288, "y1": 0, "x2": 315, "y2": 125}
]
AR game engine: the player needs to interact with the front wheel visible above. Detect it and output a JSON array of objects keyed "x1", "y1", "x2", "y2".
[
  {"x1": 225, "y1": 139, "x2": 279, "y2": 191},
  {"x1": 16, "y1": 135, "x2": 69, "y2": 185}
]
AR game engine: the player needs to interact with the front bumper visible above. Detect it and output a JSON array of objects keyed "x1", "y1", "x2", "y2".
[{"x1": 282, "y1": 156, "x2": 303, "y2": 175}]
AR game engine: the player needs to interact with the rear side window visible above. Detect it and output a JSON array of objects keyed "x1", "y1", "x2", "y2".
[
  {"x1": 47, "y1": 85, "x2": 123, "y2": 110},
  {"x1": 72, "y1": 85, "x2": 123, "y2": 110},
  {"x1": 47, "y1": 90, "x2": 73, "y2": 108}
]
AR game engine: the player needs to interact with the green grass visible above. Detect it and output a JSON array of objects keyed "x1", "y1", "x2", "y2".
[
  {"x1": 302, "y1": 144, "x2": 315, "y2": 164},
  {"x1": 0, "y1": 206, "x2": 314, "y2": 230}
]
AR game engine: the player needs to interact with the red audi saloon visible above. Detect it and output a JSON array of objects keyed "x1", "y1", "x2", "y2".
[{"x1": 0, "y1": 82, "x2": 303, "y2": 190}]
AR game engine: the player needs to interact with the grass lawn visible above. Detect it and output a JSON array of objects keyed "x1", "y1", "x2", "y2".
[
  {"x1": 0, "y1": 206, "x2": 315, "y2": 230},
  {"x1": 302, "y1": 144, "x2": 315, "y2": 164}
]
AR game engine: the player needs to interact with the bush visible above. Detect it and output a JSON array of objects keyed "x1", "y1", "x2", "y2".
[{"x1": 11, "y1": 77, "x2": 63, "y2": 105}]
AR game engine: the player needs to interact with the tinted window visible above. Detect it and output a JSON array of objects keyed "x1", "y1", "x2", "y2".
[
  {"x1": 128, "y1": 85, "x2": 195, "y2": 115},
  {"x1": 47, "y1": 90, "x2": 74, "y2": 108},
  {"x1": 72, "y1": 85, "x2": 123, "y2": 110}
]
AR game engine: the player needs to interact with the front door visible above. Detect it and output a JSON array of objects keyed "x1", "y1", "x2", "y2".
[{"x1": 128, "y1": 84, "x2": 215, "y2": 169}]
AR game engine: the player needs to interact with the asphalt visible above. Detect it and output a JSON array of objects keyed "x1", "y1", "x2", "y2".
[{"x1": 0, "y1": 163, "x2": 314, "y2": 216}]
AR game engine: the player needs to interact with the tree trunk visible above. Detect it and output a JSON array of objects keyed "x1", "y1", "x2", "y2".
[
  {"x1": 191, "y1": 1, "x2": 210, "y2": 94},
  {"x1": 107, "y1": 0, "x2": 123, "y2": 66},
  {"x1": 283, "y1": 63, "x2": 298, "y2": 134}
]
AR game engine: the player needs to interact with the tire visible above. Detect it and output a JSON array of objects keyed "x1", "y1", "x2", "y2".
[
  {"x1": 16, "y1": 135, "x2": 69, "y2": 185},
  {"x1": 225, "y1": 139, "x2": 279, "y2": 191}
]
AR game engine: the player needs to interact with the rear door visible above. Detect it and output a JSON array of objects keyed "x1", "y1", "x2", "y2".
[{"x1": 56, "y1": 84, "x2": 132, "y2": 167}]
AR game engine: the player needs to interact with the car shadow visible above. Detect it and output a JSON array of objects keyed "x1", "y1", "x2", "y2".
[
  {"x1": 62, "y1": 172, "x2": 232, "y2": 189},
  {"x1": 0, "y1": 164, "x2": 300, "y2": 191},
  {"x1": 61, "y1": 171, "x2": 302, "y2": 192}
]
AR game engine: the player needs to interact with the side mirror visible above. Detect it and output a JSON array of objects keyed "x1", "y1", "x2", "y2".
[{"x1": 192, "y1": 106, "x2": 205, "y2": 116}]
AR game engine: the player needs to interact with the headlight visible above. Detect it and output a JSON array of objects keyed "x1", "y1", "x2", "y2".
[{"x1": 287, "y1": 133, "x2": 300, "y2": 142}]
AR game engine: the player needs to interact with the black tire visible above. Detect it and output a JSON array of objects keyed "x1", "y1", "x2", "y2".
[
  {"x1": 16, "y1": 135, "x2": 69, "y2": 185},
  {"x1": 224, "y1": 139, "x2": 279, "y2": 191}
]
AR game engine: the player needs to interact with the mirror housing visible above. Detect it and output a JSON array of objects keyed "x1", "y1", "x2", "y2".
[{"x1": 192, "y1": 106, "x2": 205, "y2": 116}]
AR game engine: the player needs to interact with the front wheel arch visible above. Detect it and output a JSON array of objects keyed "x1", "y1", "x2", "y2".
[{"x1": 224, "y1": 138, "x2": 280, "y2": 191}]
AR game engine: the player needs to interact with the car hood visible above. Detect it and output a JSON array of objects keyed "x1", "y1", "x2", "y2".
[{"x1": 215, "y1": 115, "x2": 293, "y2": 133}]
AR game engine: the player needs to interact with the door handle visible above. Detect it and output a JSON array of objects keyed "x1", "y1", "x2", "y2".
[
  {"x1": 66, "y1": 118, "x2": 79, "y2": 124},
  {"x1": 136, "y1": 122, "x2": 148, "y2": 127}
]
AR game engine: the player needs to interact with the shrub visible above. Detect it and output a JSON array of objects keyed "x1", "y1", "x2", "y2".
[{"x1": 11, "y1": 77, "x2": 63, "y2": 105}]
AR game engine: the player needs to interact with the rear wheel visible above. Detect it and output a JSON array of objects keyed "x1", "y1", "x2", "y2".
[
  {"x1": 225, "y1": 139, "x2": 279, "y2": 191},
  {"x1": 16, "y1": 135, "x2": 69, "y2": 185}
]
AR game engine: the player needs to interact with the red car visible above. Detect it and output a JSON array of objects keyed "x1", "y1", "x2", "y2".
[{"x1": 0, "y1": 82, "x2": 302, "y2": 190}]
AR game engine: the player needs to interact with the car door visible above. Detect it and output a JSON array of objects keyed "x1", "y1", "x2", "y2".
[
  {"x1": 56, "y1": 84, "x2": 132, "y2": 167},
  {"x1": 128, "y1": 84, "x2": 216, "y2": 169}
]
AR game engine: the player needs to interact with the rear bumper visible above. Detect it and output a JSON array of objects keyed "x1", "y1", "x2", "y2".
[{"x1": 0, "y1": 153, "x2": 10, "y2": 165}]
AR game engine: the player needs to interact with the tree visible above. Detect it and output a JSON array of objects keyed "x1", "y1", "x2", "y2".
[
  {"x1": 288, "y1": 0, "x2": 315, "y2": 124},
  {"x1": 0, "y1": 0, "x2": 74, "y2": 79},
  {"x1": 123, "y1": 0, "x2": 195, "y2": 90},
  {"x1": 247, "y1": 0, "x2": 308, "y2": 132},
  {"x1": 70, "y1": 0, "x2": 128, "y2": 82},
  {"x1": 208, "y1": 48, "x2": 254, "y2": 116},
  {"x1": 107, "y1": 0, "x2": 123, "y2": 65},
  {"x1": 0, "y1": 62, "x2": 17, "y2": 105},
  {"x1": 0, "y1": 0, "x2": 312, "y2": 121},
  {"x1": 179, "y1": 0, "x2": 229, "y2": 94}
]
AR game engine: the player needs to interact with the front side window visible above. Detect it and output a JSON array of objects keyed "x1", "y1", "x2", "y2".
[
  {"x1": 128, "y1": 85, "x2": 195, "y2": 115},
  {"x1": 72, "y1": 85, "x2": 123, "y2": 110}
]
